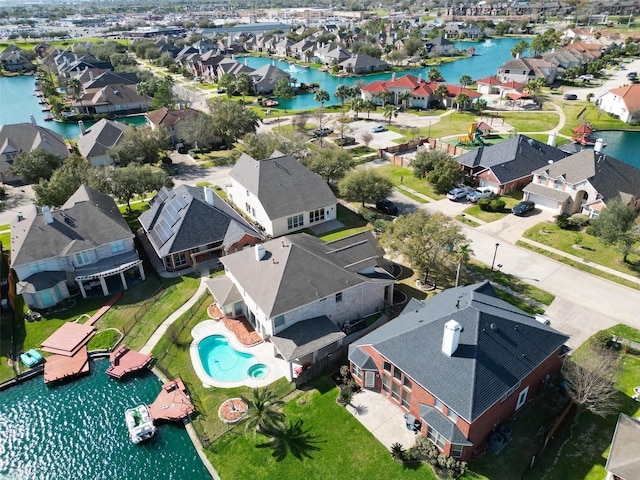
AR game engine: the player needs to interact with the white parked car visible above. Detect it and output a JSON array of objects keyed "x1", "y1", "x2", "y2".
[
  {"x1": 446, "y1": 187, "x2": 470, "y2": 201},
  {"x1": 466, "y1": 187, "x2": 494, "y2": 203},
  {"x1": 371, "y1": 125, "x2": 387, "y2": 133}
]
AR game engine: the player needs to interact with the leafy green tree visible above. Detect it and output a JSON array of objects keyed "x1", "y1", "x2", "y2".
[
  {"x1": 273, "y1": 77, "x2": 295, "y2": 113},
  {"x1": 33, "y1": 155, "x2": 110, "y2": 207},
  {"x1": 11, "y1": 148, "x2": 63, "y2": 183},
  {"x1": 111, "y1": 163, "x2": 171, "y2": 211},
  {"x1": 429, "y1": 157, "x2": 464, "y2": 192},
  {"x1": 587, "y1": 198, "x2": 640, "y2": 262},
  {"x1": 510, "y1": 39, "x2": 529, "y2": 58},
  {"x1": 338, "y1": 169, "x2": 392, "y2": 207},
  {"x1": 382, "y1": 104, "x2": 398, "y2": 125},
  {"x1": 427, "y1": 67, "x2": 442, "y2": 82},
  {"x1": 240, "y1": 388, "x2": 285, "y2": 436},
  {"x1": 301, "y1": 146, "x2": 355, "y2": 184},
  {"x1": 386, "y1": 48, "x2": 407, "y2": 66},
  {"x1": 411, "y1": 149, "x2": 451, "y2": 179},
  {"x1": 458, "y1": 74, "x2": 473, "y2": 88},
  {"x1": 238, "y1": 131, "x2": 307, "y2": 160},
  {"x1": 235, "y1": 72, "x2": 254, "y2": 104},
  {"x1": 150, "y1": 76, "x2": 176, "y2": 110},
  {"x1": 402, "y1": 37, "x2": 423, "y2": 58},
  {"x1": 109, "y1": 126, "x2": 170, "y2": 166},
  {"x1": 176, "y1": 113, "x2": 218, "y2": 150},
  {"x1": 314, "y1": 89, "x2": 330, "y2": 108},
  {"x1": 207, "y1": 98, "x2": 259, "y2": 149},
  {"x1": 380, "y1": 210, "x2": 467, "y2": 286},
  {"x1": 217, "y1": 73, "x2": 236, "y2": 98}
]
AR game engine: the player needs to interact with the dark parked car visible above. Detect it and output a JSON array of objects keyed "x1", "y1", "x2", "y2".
[
  {"x1": 313, "y1": 127, "x2": 333, "y2": 137},
  {"x1": 334, "y1": 135, "x2": 355, "y2": 146},
  {"x1": 563, "y1": 93, "x2": 577, "y2": 100},
  {"x1": 512, "y1": 201, "x2": 535, "y2": 216},
  {"x1": 376, "y1": 199, "x2": 399, "y2": 215}
]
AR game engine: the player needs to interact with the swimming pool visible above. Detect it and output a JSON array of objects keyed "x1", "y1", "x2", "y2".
[{"x1": 197, "y1": 334, "x2": 270, "y2": 382}]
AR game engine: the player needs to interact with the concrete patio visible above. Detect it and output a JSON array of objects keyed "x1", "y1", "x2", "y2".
[{"x1": 345, "y1": 388, "x2": 419, "y2": 450}]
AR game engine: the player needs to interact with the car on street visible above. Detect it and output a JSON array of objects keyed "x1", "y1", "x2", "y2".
[
  {"x1": 578, "y1": 74, "x2": 594, "y2": 81},
  {"x1": 466, "y1": 187, "x2": 494, "y2": 203},
  {"x1": 446, "y1": 187, "x2": 470, "y2": 201},
  {"x1": 627, "y1": 71, "x2": 637, "y2": 79},
  {"x1": 371, "y1": 125, "x2": 387, "y2": 133},
  {"x1": 376, "y1": 199, "x2": 399, "y2": 215},
  {"x1": 512, "y1": 200, "x2": 536, "y2": 216},
  {"x1": 313, "y1": 127, "x2": 333, "y2": 137},
  {"x1": 563, "y1": 93, "x2": 578, "y2": 100}
]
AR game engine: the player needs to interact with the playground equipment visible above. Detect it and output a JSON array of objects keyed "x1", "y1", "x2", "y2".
[{"x1": 456, "y1": 123, "x2": 486, "y2": 147}]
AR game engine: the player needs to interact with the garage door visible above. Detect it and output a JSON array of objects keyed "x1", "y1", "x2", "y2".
[
  {"x1": 478, "y1": 179, "x2": 499, "y2": 192},
  {"x1": 527, "y1": 193, "x2": 559, "y2": 212}
]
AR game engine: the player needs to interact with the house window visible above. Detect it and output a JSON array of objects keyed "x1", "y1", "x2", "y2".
[
  {"x1": 174, "y1": 251, "x2": 187, "y2": 267},
  {"x1": 393, "y1": 367, "x2": 402, "y2": 381},
  {"x1": 516, "y1": 386, "x2": 529, "y2": 410},
  {"x1": 309, "y1": 208, "x2": 325, "y2": 223},
  {"x1": 556, "y1": 180, "x2": 564, "y2": 190},
  {"x1": 427, "y1": 427, "x2": 446, "y2": 450},
  {"x1": 335, "y1": 292, "x2": 342, "y2": 303},
  {"x1": 75, "y1": 251, "x2": 90, "y2": 265},
  {"x1": 245, "y1": 202, "x2": 251, "y2": 213},
  {"x1": 352, "y1": 364, "x2": 362, "y2": 380},
  {"x1": 447, "y1": 409, "x2": 459, "y2": 423},
  {"x1": 382, "y1": 374, "x2": 390, "y2": 393},
  {"x1": 450, "y1": 444, "x2": 464, "y2": 458},
  {"x1": 383, "y1": 361, "x2": 391, "y2": 373},
  {"x1": 274, "y1": 315, "x2": 285, "y2": 328},
  {"x1": 403, "y1": 377, "x2": 412, "y2": 390},
  {"x1": 29, "y1": 260, "x2": 46, "y2": 274},
  {"x1": 391, "y1": 381, "x2": 401, "y2": 401},
  {"x1": 401, "y1": 389, "x2": 411, "y2": 409},
  {"x1": 434, "y1": 398, "x2": 445, "y2": 412},
  {"x1": 287, "y1": 214, "x2": 304, "y2": 230},
  {"x1": 110, "y1": 240, "x2": 126, "y2": 254}
]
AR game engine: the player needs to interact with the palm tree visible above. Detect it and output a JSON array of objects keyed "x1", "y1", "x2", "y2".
[
  {"x1": 475, "y1": 98, "x2": 488, "y2": 113},
  {"x1": 136, "y1": 81, "x2": 151, "y2": 112},
  {"x1": 390, "y1": 442, "x2": 406, "y2": 463},
  {"x1": 455, "y1": 93, "x2": 471, "y2": 111},
  {"x1": 398, "y1": 90, "x2": 412, "y2": 110},
  {"x1": 455, "y1": 244, "x2": 473, "y2": 287},
  {"x1": 363, "y1": 99, "x2": 377, "y2": 120},
  {"x1": 382, "y1": 104, "x2": 398, "y2": 125},
  {"x1": 314, "y1": 89, "x2": 330, "y2": 108},
  {"x1": 434, "y1": 84, "x2": 449, "y2": 107},
  {"x1": 240, "y1": 388, "x2": 285, "y2": 436},
  {"x1": 375, "y1": 90, "x2": 393, "y2": 107},
  {"x1": 350, "y1": 97, "x2": 364, "y2": 119},
  {"x1": 427, "y1": 67, "x2": 442, "y2": 82},
  {"x1": 334, "y1": 84, "x2": 351, "y2": 110},
  {"x1": 459, "y1": 74, "x2": 472, "y2": 88},
  {"x1": 257, "y1": 419, "x2": 320, "y2": 462},
  {"x1": 68, "y1": 77, "x2": 83, "y2": 114}
]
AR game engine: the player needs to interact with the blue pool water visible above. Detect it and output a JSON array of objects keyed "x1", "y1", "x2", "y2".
[
  {"x1": 198, "y1": 334, "x2": 265, "y2": 382},
  {"x1": 0, "y1": 358, "x2": 211, "y2": 479}
]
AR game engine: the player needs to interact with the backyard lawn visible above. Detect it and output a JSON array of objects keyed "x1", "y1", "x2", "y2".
[
  {"x1": 375, "y1": 163, "x2": 444, "y2": 200},
  {"x1": 498, "y1": 111, "x2": 561, "y2": 133},
  {"x1": 522, "y1": 223, "x2": 640, "y2": 278}
]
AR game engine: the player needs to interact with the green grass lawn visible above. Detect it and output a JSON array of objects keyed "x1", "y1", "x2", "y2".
[
  {"x1": 375, "y1": 164, "x2": 444, "y2": 200},
  {"x1": 556, "y1": 100, "x2": 640, "y2": 137},
  {"x1": 522, "y1": 223, "x2": 640, "y2": 278},
  {"x1": 212, "y1": 375, "x2": 438, "y2": 480},
  {"x1": 604, "y1": 324, "x2": 640, "y2": 344},
  {"x1": 399, "y1": 111, "x2": 478, "y2": 141},
  {"x1": 463, "y1": 192, "x2": 523, "y2": 223},
  {"x1": 499, "y1": 111, "x2": 561, "y2": 133},
  {"x1": 315, "y1": 205, "x2": 371, "y2": 242}
]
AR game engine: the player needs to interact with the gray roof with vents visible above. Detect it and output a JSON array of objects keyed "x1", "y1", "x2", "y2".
[
  {"x1": 270, "y1": 316, "x2": 345, "y2": 361},
  {"x1": 350, "y1": 282, "x2": 568, "y2": 423}
]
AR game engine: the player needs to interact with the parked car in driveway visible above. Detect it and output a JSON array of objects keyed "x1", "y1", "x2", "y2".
[
  {"x1": 313, "y1": 127, "x2": 333, "y2": 137},
  {"x1": 563, "y1": 93, "x2": 578, "y2": 100},
  {"x1": 371, "y1": 125, "x2": 387, "y2": 133},
  {"x1": 512, "y1": 200, "x2": 535, "y2": 216},
  {"x1": 446, "y1": 187, "x2": 470, "y2": 201},
  {"x1": 466, "y1": 187, "x2": 493, "y2": 203},
  {"x1": 376, "y1": 199, "x2": 399, "y2": 215},
  {"x1": 334, "y1": 135, "x2": 355, "y2": 146}
]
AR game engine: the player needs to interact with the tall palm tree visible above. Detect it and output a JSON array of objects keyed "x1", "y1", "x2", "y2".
[
  {"x1": 334, "y1": 84, "x2": 350, "y2": 110},
  {"x1": 455, "y1": 244, "x2": 473, "y2": 287},
  {"x1": 314, "y1": 89, "x2": 330, "y2": 108},
  {"x1": 375, "y1": 90, "x2": 392, "y2": 107},
  {"x1": 363, "y1": 99, "x2": 377, "y2": 120},
  {"x1": 434, "y1": 84, "x2": 450, "y2": 107},
  {"x1": 455, "y1": 93, "x2": 470, "y2": 111},
  {"x1": 459, "y1": 74, "x2": 472, "y2": 88},
  {"x1": 382, "y1": 104, "x2": 398, "y2": 125},
  {"x1": 427, "y1": 67, "x2": 442, "y2": 82},
  {"x1": 68, "y1": 77, "x2": 83, "y2": 115},
  {"x1": 240, "y1": 388, "x2": 285, "y2": 436},
  {"x1": 398, "y1": 90, "x2": 412, "y2": 110}
]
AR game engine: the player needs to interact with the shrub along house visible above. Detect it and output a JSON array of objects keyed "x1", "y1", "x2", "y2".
[{"x1": 349, "y1": 281, "x2": 569, "y2": 461}]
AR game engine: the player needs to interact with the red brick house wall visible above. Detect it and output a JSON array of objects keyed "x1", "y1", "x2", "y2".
[
  {"x1": 226, "y1": 233, "x2": 263, "y2": 254},
  {"x1": 351, "y1": 345, "x2": 565, "y2": 460}
]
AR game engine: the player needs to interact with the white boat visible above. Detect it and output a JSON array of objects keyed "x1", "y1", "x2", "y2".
[{"x1": 125, "y1": 405, "x2": 156, "y2": 444}]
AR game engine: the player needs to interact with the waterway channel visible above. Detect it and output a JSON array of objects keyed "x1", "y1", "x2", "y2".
[{"x1": 0, "y1": 359, "x2": 211, "y2": 479}]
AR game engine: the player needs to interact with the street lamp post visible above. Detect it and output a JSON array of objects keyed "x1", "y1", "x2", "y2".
[
  {"x1": 428, "y1": 121, "x2": 431, "y2": 138},
  {"x1": 491, "y1": 243, "x2": 500, "y2": 271}
]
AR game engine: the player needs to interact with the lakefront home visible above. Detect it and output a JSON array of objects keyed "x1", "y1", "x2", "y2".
[{"x1": 349, "y1": 281, "x2": 568, "y2": 461}]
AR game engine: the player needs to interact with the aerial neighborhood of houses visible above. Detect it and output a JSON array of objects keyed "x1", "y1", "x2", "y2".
[{"x1": 3, "y1": 1, "x2": 640, "y2": 478}]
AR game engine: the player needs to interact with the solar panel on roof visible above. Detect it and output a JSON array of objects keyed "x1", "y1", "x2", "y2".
[
  {"x1": 164, "y1": 202, "x2": 181, "y2": 226},
  {"x1": 156, "y1": 187, "x2": 169, "y2": 203},
  {"x1": 153, "y1": 217, "x2": 174, "y2": 246},
  {"x1": 176, "y1": 194, "x2": 188, "y2": 209}
]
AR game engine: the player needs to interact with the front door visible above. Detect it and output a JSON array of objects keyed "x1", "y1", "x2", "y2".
[{"x1": 365, "y1": 371, "x2": 376, "y2": 388}]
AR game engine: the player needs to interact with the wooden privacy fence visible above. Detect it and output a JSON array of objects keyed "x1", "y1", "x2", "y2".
[{"x1": 379, "y1": 138, "x2": 468, "y2": 167}]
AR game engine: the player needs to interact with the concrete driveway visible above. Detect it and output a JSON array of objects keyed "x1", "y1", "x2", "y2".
[
  {"x1": 348, "y1": 120, "x2": 404, "y2": 149},
  {"x1": 563, "y1": 57, "x2": 640, "y2": 101}
]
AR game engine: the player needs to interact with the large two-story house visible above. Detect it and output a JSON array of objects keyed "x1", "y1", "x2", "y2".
[
  {"x1": 207, "y1": 231, "x2": 395, "y2": 379},
  {"x1": 11, "y1": 185, "x2": 145, "y2": 309},
  {"x1": 227, "y1": 151, "x2": 338, "y2": 238},
  {"x1": 597, "y1": 84, "x2": 640, "y2": 124},
  {"x1": 523, "y1": 149, "x2": 640, "y2": 217},
  {"x1": 497, "y1": 56, "x2": 557, "y2": 85},
  {"x1": 349, "y1": 282, "x2": 568, "y2": 461}
]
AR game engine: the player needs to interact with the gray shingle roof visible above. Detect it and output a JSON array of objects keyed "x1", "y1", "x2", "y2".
[
  {"x1": 220, "y1": 231, "x2": 392, "y2": 318},
  {"x1": 0, "y1": 123, "x2": 69, "y2": 160},
  {"x1": 204, "y1": 275, "x2": 242, "y2": 306},
  {"x1": 419, "y1": 405, "x2": 473, "y2": 446},
  {"x1": 605, "y1": 413, "x2": 640, "y2": 479},
  {"x1": 139, "y1": 185, "x2": 262, "y2": 258},
  {"x1": 532, "y1": 149, "x2": 640, "y2": 204},
  {"x1": 11, "y1": 185, "x2": 133, "y2": 267},
  {"x1": 269, "y1": 316, "x2": 345, "y2": 361},
  {"x1": 522, "y1": 181, "x2": 571, "y2": 202},
  {"x1": 230, "y1": 152, "x2": 337, "y2": 219},
  {"x1": 76, "y1": 118, "x2": 129, "y2": 160},
  {"x1": 455, "y1": 135, "x2": 569, "y2": 184},
  {"x1": 350, "y1": 282, "x2": 568, "y2": 423}
]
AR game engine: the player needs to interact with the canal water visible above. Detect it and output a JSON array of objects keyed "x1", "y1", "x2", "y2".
[
  {"x1": 0, "y1": 359, "x2": 211, "y2": 479},
  {"x1": 589, "y1": 129, "x2": 640, "y2": 169},
  {"x1": 243, "y1": 37, "x2": 527, "y2": 110}
]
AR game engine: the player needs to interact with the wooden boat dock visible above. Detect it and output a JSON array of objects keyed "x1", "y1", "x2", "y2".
[
  {"x1": 148, "y1": 378, "x2": 195, "y2": 422},
  {"x1": 43, "y1": 346, "x2": 90, "y2": 383},
  {"x1": 106, "y1": 344, "x2": 152, "y2": 379}
]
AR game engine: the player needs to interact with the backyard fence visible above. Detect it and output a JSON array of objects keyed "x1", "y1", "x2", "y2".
[{"x1": 379, "y1": 138, "x2": 468, "y2": 167}]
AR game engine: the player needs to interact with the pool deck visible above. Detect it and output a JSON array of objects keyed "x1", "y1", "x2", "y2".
[
  {"x1": 190, "y1": 320, "x2": 289, "y2": 389},
  {"x1": 208, "y1": 305, "x2": 262, "y2": 346}
]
